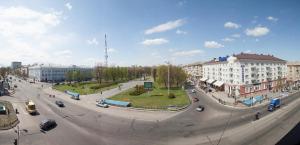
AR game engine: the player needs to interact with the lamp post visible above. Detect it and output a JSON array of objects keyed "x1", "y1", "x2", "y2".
[{"x1": 165, "y1": 61, "x2": 170, "y2": 95}]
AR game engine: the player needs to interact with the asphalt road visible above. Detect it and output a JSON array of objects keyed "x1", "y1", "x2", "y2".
[{"x1": 1, "y1": 78, "x2": 300, "y2": 145}]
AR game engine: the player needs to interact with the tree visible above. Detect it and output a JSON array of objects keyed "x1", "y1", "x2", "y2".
[
  {"x1": 65, "y1": 71, "x2": 73, "y2": 83},
  {"x1": 94, "y1": 63, "x2": 104, "y2": 84},
  {"x1": 156, "y1": 65, "x2": 187, "y2": 88}
]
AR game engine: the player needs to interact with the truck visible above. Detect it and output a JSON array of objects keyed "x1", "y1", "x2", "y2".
[
  {"x1": 268, "y1": 98, "x2": 281, "y2": 112},
  {"x1": 25, "y1": 100, "x2": 37, "y2": 115}
]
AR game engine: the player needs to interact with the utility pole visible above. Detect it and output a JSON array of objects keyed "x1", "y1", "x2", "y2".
[
  {"x1": 165, "y1": 61, "x2": 170, "y2": 95},
  {"x1": 104, "y1": 34, "x2": 108, "y2": 67}
]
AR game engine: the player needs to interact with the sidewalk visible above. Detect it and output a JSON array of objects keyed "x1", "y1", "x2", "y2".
[
  {"x1": 43, "y1": 81, "x2": 182, "y2": 122},
  {"x1": 195, "y1": 86, "x2": 300, "y2": 108}
]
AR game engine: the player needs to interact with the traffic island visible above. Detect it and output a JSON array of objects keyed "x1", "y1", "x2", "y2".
[
  {"x1": 109, "y1": 85, "x2": 190, "y2": 111},
  {"x1": 0, "y1": 100, "x2": 19, "y2": 130}
]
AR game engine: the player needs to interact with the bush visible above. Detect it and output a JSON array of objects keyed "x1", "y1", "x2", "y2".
[
  {"x1": 90, "y1": 85, "x2": 101, "y2": 90},
  {"x1": 168, "y1": 93, "x2": 176, "y2": 99},
  {"x1": 129, "y1": 85, "x2": 146, "y2": 96}
]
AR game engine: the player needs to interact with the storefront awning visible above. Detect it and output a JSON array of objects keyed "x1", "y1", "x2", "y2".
[
  {"x1": 213, "y1": 81, "x2": 224, "y2": 87},
  {"x1": 200, "y1": 77, "x2": 208, "y2": 82},
  {"x1": 206, "y1": 79, "x2": 216, "y2": 84}
]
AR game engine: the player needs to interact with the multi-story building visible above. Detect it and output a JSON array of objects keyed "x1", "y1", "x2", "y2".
[
  {"x1": 11, "y1": 61, "x2": 22, "y2": 69},
  {"x1": 287, "y1": 61, "x2": 300, "y2": 85},
  {"x1": 182, "y1": 62, "x2": 203, "y2": 82},
  {"x1": 28, "y1": 64, "x2": 93, "y2": 82},
  {"x1": 202, "y1": 53, "x2": 287, "y2": 97}
]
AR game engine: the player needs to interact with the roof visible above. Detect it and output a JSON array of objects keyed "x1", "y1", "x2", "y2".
[
  {"x1": 204, "y1": 53, "x2": 286, "y2": 64},
  {"x1": 234, "y1": 53, "x2": 285, "y2": 62},
  {"x1": 287, "y1": 61, "x2": 300, "y2": 66},
  {"x1": 183, "y1": 61, "x2": 203, "y2": 67}
]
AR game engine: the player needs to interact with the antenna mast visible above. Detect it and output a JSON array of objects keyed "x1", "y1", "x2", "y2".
[{"x1": 104, "y1": 34, "x2": 108, "y2": 67}]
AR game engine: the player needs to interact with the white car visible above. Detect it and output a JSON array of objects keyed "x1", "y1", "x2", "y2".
[
  {"x1": 192, "y1": 89, "x2": 196, "y2": 93},
  {"x1": 196, "y1": 105, "x2": 205, "y2": 112},
  {"x1": 96, "y1": 102, "x2": 108, "y2": 108}
]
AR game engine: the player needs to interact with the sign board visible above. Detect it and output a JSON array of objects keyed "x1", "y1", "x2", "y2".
[{"x1": 144, "y1": 82, "x2": 153, "y2": 90}]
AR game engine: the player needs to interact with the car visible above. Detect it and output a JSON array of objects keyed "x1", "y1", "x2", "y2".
[
  {"x1": 55, "y1": 101, "x2": 64, "y2": 107},
  {"x1": 14, "y1": 84, "x2": 17, "y2": 88},
  {"x1": 196, "y1": 105, "x2": 205, "y2": 112},
  {"x1": 96, "y1": 102, "x2": 108, "y2": 108},
  {"x1": 193, "y1": 97, "x2": 199, "y2": 102},
  {"x1": 40, "y1": 119, "x2": 57, "y2": 131},
  {"x1": 192, "y1": 89, "x2": 196, "y2": 93},
  {"x1": 19, "y1": 80, "x2": 21, "y2": 82}
]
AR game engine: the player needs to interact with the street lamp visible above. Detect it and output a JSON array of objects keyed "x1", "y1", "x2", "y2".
[{"x1": 165, "y1": 61, "x2": 170, "y2": 95}]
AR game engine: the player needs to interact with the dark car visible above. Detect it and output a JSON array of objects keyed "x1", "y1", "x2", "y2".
[
  {"x1": 14, "y1": 84, "x2": 17, "y2": 88},
  {"x1": 55, "y1": 101, "x2": 64, "y2": 107},
  {"x1": 40, "y1": 119, "x2": 57, "y2": 131},
  {"x1": 193, "y1": 97, "x2": 199, "y2": 102}
]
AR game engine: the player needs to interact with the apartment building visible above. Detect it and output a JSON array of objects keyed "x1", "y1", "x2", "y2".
[
  {"x1": 28, "y1": 64, "x2": 92, "y2": 82},
  {"x1": 202, "y1": 53, "x2": 287, "y2": 97},
  {"x1": 287, "y1": 61, "x2": 300, "y2": 84},
  {"x1": 11, "y1": 61, "x2": 22, "y2": 69},
  {"x1": 182, "y1": 62, "x2": 203, "y2": 81}
]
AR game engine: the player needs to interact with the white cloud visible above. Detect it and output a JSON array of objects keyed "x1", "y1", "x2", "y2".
[
  {"x1": 108, "y1": 48, "x2": 117, "y2": 53},
  {"x1": 244, "y1": 50, "x2": 252, "y2": 53},
  {"x1": 224, "y1": 22, "x2": 241, "y2": 29},
  {"x1": 231, "y1": 34, "x2": 241, "y2": 38},
  {"x1": 245, "y1": 26, "x2": 270, "y2": 37},
  {"x1": 267, "y1": 16, "x2": 278, "y2": 22},
  {"x1": 172, "y1": 49, "x2": 203, "y2": 57},
  {"x1": 176, "y1": 29, "x2": 187, "y2": 35},
  {"x1": 0, "y1": 6, "x2": 77, "y2": 65},
  {"x1": 141, "y1": 38, "x2": 169, "y2": 46},
  {"x1": 0, "y1": 6, "x2": 61, "y2": 37},
  {"x1": 54, "y1": 49, "x2": 72, "y2": 58},
  {"x1": 222, "y1": 37, "x2": 235, "y2": 42},
  {"x1": 145, "y1": 19, "x2": 185, "y2": 34},
  {"x1": 87, "y1": 37, "x2": 99, "y2": 45},
  {"x1": 177, "y1": 0, "x2": 187, "y2": 7},
  {"x1": 65, "y1": 3, "x2": 72, "y2": 10},
  {"x1": 204, "y1": 41, "x2": 224, "y2": 48}
]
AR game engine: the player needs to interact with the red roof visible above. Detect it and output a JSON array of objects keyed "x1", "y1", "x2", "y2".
[{"x1": 234, "y1": 53, "x2": 285, "y2": 62}]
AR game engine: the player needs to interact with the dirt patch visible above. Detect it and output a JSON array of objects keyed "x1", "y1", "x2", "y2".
[{"x1": 0, "y1": 100, "x2": 19, "y2": 130}]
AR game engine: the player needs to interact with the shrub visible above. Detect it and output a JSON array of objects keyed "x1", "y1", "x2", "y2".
[
  {"x1": 90, "y1": 85, "x2": 101, "y2": 90},
  {"x1": 168, "y1": 93, "x2": 176, "y2": 99},
  {"x1": 129, "y1": 85, "x2": 146, "y2": 96}
]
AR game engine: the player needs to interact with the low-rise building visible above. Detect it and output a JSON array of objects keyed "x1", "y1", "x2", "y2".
[
  {"x1": 202, "y1": 53, "x2": 287, "y2": 97},
  {"x1": 28, "y1": 64, "x2": 93, "y2": 82},
  {"x1": 287, "y1": 61, "x2": 300, "y2": 85}
]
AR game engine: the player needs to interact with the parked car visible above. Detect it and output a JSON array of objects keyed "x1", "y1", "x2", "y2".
[
  {"x1": 96, "y1": 102, "x2": 108, "y2": 108},
  {"x1": 192, "y1": 89, "x2": 196, "y2": 93},
  {"x1": 14, "y1": 84, "x2": 17, "y2": 88},
  {"x1": 40, "y1": 119, "x2": 57, "y2": 131},
  {"x1": 55, "y1": 101, "x2": 64, "y2": 107},
  {"x1": 193, "y1": 97, "x2": 199, "y2": 102},
  {"x1": 196, "y1": 105, "x2": 205, "y2": 112}
]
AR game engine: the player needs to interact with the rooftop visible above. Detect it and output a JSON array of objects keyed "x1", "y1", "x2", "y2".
[
  {"x1": 287, "y1": 61, "x2": 300, "y2": 66},
  {"x1": 204, "y1": 53, "x2": 286, "y2": 64}
]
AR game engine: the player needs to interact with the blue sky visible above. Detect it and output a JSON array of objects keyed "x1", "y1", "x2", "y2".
[{"x1": 0, "y1": 0, "x2": 299, "y2": 66}]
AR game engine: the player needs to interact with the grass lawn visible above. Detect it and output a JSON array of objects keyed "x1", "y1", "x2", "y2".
[
  {"x1": 53, "y1": 81, "x2": 122, "y2": 95},
  {"x1": 110, "y1": 87, "x2": 190, "y2": 109},
  {"x1": 0, "y1": 100, "x2": 19, "y2": 130}
]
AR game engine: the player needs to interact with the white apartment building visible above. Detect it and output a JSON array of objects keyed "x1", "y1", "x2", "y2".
[
  {"x1": 202, "y1": 53, "x2": 287, "y2": 97},
  {"x1": 28, "y1": 64, "x2": 92, "y2": 82},
  {"x1": 182, "y1": 62, "x2": 203, "y2": 81},
  {"x1": 287, "y1": 61, "x2": 300, "y2": 84}
]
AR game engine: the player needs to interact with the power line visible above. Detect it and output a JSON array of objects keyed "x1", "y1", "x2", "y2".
[{"x1": 217, "y1": 109, "x2": 234, "y2": 145}]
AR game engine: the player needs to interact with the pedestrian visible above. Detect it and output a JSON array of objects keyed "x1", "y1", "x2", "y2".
[{"x1": 100, "y1": 91, "x2": 102, "y2": 95}]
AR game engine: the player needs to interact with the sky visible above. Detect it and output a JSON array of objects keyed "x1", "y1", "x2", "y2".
[{"x1": 0, "y1": 0, "x2": 300, "y2": 67}]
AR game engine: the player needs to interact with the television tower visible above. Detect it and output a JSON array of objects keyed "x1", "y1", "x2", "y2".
[{"x1": 104, "y1": 34, "x2": 108, "y2": 67}]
